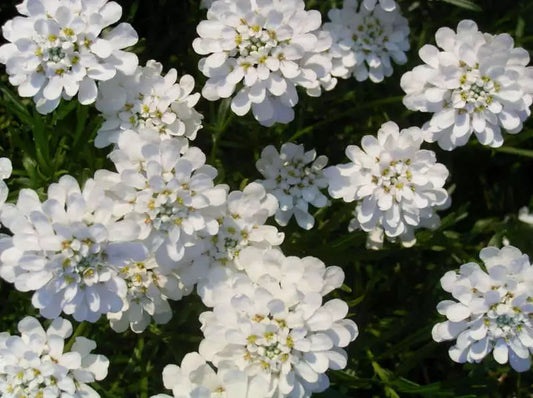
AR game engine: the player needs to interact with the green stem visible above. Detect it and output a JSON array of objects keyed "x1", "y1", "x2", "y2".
[
  {"x1": 210, "y1": 128, "x2": 224, "y2": 166},
  {"x1": 72, "y1": 103, "x2": 90, "y2": 150},
  {"x1": 31, "y1": 109, "x2": 52, "y2": 175},
  {"x1": 112, "y1": 335, "x2": 145, "y2": 392},
  {"x1": 209, "y1": 98, "x2": 233, "y2": 165},
  {"x1": 64, "y1": 321, "x2": 89, "y2": 352},
  {"x1": 493, "y1": 146, "x2": 533, "y2": 158}
]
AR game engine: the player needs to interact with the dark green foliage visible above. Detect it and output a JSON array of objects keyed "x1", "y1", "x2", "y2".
[{"x1": 1, "y1": 0, "x2": 533, "y2": 397}]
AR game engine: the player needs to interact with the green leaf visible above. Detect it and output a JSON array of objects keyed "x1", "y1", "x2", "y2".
[
  {"x1": 515, "y1": 16, "x2": 525, "y2": 39},
  {"x1": 0, "y1": 83, "x2": 34, "y2": 126},
  {"x1": 51, "y1": 100, "x2": 77, "y2": 124},
  {"x1": 440, "y1": 0, "x2": 482, "y2": 11},
  {"x1": 493, "y1": 146, "x2": 533, "y2": 158}
]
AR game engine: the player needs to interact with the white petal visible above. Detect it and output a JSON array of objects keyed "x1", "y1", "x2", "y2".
[
  {"x1": 493, "y1": 339, "x2": 508, "y2": 364},
  {"x1": 78, "y1": 78, "x2": 98, "y2": 105}
]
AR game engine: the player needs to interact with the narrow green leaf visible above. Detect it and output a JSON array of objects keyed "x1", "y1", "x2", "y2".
[
  {"x1": 515, "y1": 16, "x2": 525, "y2": 39},
  {"x1": 51, "y1": 100, "x2": 77, "y2": 124},
  {"x1": 493, "y1": 146, "x2": 533, "y2": 158},
  {"x1": 441, "y1": 0, "x2": 482, "y2": 11}
]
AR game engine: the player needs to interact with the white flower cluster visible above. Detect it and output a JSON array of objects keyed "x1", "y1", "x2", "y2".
[
  {"x1": 91, "y1": 127, "x2": 230, "y2": 331},
  {"x1": 0, "y1": 175, "x2": 146, "y2": 322},
  {"x1": 95, "y1": 60, "x2": 203, "y2": 148},
  {"x1": 190, "y1": 182, "x2": 284, "y2": 301},
  {"x1": 0, "y1": 0, "x2": 138, "y2": 114},
  {"x1": 102, "y1": 129, "x2": 228, "y2": 268},
  {"x1": 152, "y1": 246, "x2": 358, "y2": 398},
  {"x1": 193, "y1": 0, "x2": 334, "y2": 126},
  {"x1": 256, "y1": 143, "x2": 329, "y2": 230},
  {"x1": 107, "y1": 256, "x2": 186, "y2": 333},
  {"x1": 326, "y1": 121, "x2": 450, "y2": 248},
  {"x1": 325, "y1": 0, "x2": 409, "y2": 83},
  {"x1": 401, "y1": 20, "x2": 533, "y2": 150},
  {"x1": 0, "y1": 316, "x2": 108, "y2": 398},
  {"x1": 151, "y1": 352, "x2": 270, "y2": 398},
  {"x1": 6, "y1": 0, "x2": 533, "y2": 392},
  {"x1": 199, "y1": 247, "x2": 357, "y2": 397},
  {"x1": 0, "y1": 129, "x2": 242, "y2": 336},
  {"x1": 433, "y1": 246, "x2": 533, "y2": 372}
]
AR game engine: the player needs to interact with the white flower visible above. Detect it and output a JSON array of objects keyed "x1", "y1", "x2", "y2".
[
  {"x1": 192, "y1": 182, "x2": 284, "y2": 307},
  {"x1": 100, "y1": 130, "x2": 228, "y2": 277},
  {"x1": 325, "y1": 121, "x2": 450, "y2": 248},
  {"x1": 256, "y1": 143, "x2": 329, "y2": 230},
  {"x1": 401, "y1": 19, "x2": 533, "y2": 150},
  {"x1": 107, "y1": 256, "x2": 188, "y2": 333},
  {"x1": 199, "y1": 247, "x2": 357, "y2": 398},
  {"x1": 195, "y1": 181, "x2": 283, "y2": 270},
  {"x1": 150, "y1": 352, "x2": 270, "y2": 398},
  {"x1": 95, "y1": 60, "x2": 203, "y2": 148},
  {"x1": 0, "y1": 157, "x2": 12, "y2": 208},
  {"x1": 0, "y1": 0, "x2": 138, "y2": 114},
  {"x1": 324, "y1": 0, "x2": 409, "y2": 83},
  {"x1": 0, "y1": 175, "x2": 146, "y2": 322},
  {"x1": 193, "y1": 0, "x2": 333, "y2": 126},
  {"x1": 198, "y1": 245, "x2": 346, "y2": 310},
  {"x1": 518, "y1": 206, "x2": 533, "y2": 225},
  {"x1": 433, "y1": 246, "x2": 533, "y2": 372},
  {"x1": 0, "y1": 316, "x2": 109, "y2": 398}
]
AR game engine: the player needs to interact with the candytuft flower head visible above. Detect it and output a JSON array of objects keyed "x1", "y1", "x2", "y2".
[
  {"x1": 0, "y1": 0, "x2": 138, "y2": 114},
  {"x1": 150, "y1": 352, "x2": 270, "y2": 398},
  {"x1": 325, "y1": 121, "x2": 450, "y2": 248},
  {"x1": 107, "y1": 256, "x2": 188, "y2": 333},
  {"x1": 401, "y1": 20, "x2": 533, "y2": 150},
  {"x1": 95, "y1": 60, "x2": 203, "y2": 148},
  {"x1": 199, "y1": 247, "x2": 358, "y2": 398},
  {"x1": 0, "y1": 316, "x2": 109, "y2": 397},
  {"x1": 433, "y1": 246, "x2": 533, "y2": 372},
  {"x1": 188, "y1": 182, "x2": 284, "y2": 306},
  {"x1": 325, "y1": 0, "x2": 409, "y2": 83},
  {"x1": 193, "y1": 0, "x2": 333, "y2": 126},
  {"x1": 99, "y1": 130, "x2": 228, "y2": 284},
  {"x1": 256, "y1": 143, "x2": 329, "y2": 230},
  {"x1": 0, "y1": 175, "x2": 147, "y2": 322}
]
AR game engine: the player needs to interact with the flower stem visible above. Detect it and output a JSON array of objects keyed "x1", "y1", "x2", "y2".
[
  {"x1": 209, "y1": 98, "x2": 233, "y2": 165},
  {"x1": 493, "y1": 146, "x2": 533, "y2": 158},
  {"x1": 64, "y1": 321, "x2": 89, "y2": 352}
]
